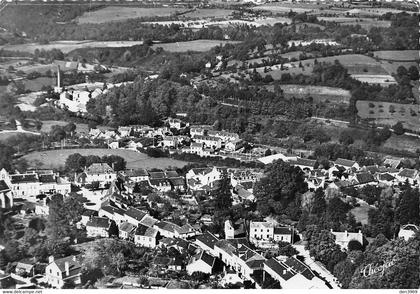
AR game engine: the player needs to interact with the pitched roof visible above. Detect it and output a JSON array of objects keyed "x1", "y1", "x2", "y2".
[
  {"x1": 51, "y1": 255, "x2": 82, "y2": 277},
  {"x1": 355, "y1": 172, "x2": 376, "y2": 184},
  {"x1": 10, "y1": 174, "x2": 38, "y2": 184},
  {"x1": 335, "y1": 158, "x2": 357, "y2": 168},
  {"x1": 165, "y1": 170, "x2": 179, "y2": 178},
  {"x1": 125, "y1": 169, "x2": 148, "y2": 177},
  {"x1": 86, "y1": 217, "x2": 110, "y2": 229},
  {"x1": 196, "y1": 232, "x2": 219, "y2": 249},
  {"x1": 398, "y1": 168, "x2": 418, "y2": 179},
  {"x1": 134, "y1": 224, "x2": 149, "y2": 236},
  {"x1": 155, "y1": 221, "x2": 180, "y2": 233},
  {"x1": 38, "y1": 174, "x2": 56, "y2": 183},
  {"x1": 125, "y1": 207, "x2": 147, "y2": 221},
  {"x1": 140, "y1": 215, "x2": 159, "y2": 227},
  {"x1": 191, "y1": 251, "x2": 215, "y2": 268},
  {"x1": 284, "y1": 257, "x2": 315, "y2": 280},
  {"x1": 264, "y1": 258, "x2": 295, "y2": 281},
  {"x1": 149, "y1": 171, "x2": 166, "y2": 179},
  {"x1": 378, "y1": 173, "x2": 395, "y2": 181},
  {"x1": 274, "y1": 227, "x2": 293, "y2": 235},
  {"x1": 295, "y1": 158, "x2": 317, "y2": 168},
  {"x1": 86, "y1": 163, "x2": 114, "y2": 174},
  {"x1": 0, "y1": 180, "x2": 10, "y2": 191},
  {"x1": 119, "y1": 221, "x2": 136, "y2": 233}
]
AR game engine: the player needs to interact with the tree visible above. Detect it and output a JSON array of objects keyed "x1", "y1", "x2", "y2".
[
  {"x1": 65, "y1": 153, "x2": 86, "y2": 172},
  {"x1": 254, "y1": 160, "x2": 307, "y2": 216},
  {"x1": 333, "y1": 259, "x2": 355, "y2": 289},
  {"x1": 108, "y1": 220, "x2": 119, "y2": 237},
  {"x1": 212, "y1": 171, "x2": 232, "y2": 211},
  {"x1": 392, "y1": 121, "x2": 404, "y2": 135},
  {"x1": 407, "y1": 65, "x2": 419, "y2": 81},
  {"x1": 277, "y1": 241, "x2": 298, "y2": 257},
  {"x1": 64, "y1": 123, "x2": 77, "y2": 136},
  {"x1": 348, "y1": 240, "x2": 363, "y2": 251},
  {"x1": 396, "y1": 186, "x2": 420, "y2": 225},
  {"x1": 312, "y1": 188, "x2": 326, "y2": 216},
  {"x1": 0, "y1": 250, "x2": 8, "y2": 269}
]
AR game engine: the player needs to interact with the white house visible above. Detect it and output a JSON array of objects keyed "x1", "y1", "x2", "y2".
[
  {"x1": 193, "y1": 135, "x2": 222, "y2": 149},
  {"x1": 334, "y1": 158, "x2": 360, "y2": 171},
  {"x1": 398, "y1": 224, "x2": 419, "y2": 241},
  {"x1": 45, "y1": 255, "x2": 82, "y2": 289},
  {"x1": 396, "y1": 169, "x2": 419, "y2": 185},
  {"x1": 118, "y1": 221, "x2": 136, "y2": 240},
  {"x1": 194, "y1": 232, "x2": 220, "y2": 256},
  {"x1": 124, "y1": 207, "x2": 147, "y2": 226},
  {"x1": 249, "y1": 221, "x2": 274, "y2": 242},
  {"x1": 263, "y1": 257, "x2": 328, "y2": 289},
  {"x1": 186, "y1": 250, "x2": 215, "y2": 275},
  {"x1": 134, "y1": 224, "x2": 159, "y2": 248},
  {"x1": 0, "y1": 180, "x2": 13, "y2": 209},
  {"x1": 86, "y1": 217, "x2": 111, "y2": 238},
  {"x1": 330, "y1": 229, "x2": 363, "y2": 250},
  {"x1": 186, "y1": 167, "x2": 221, "y2": 190},
  {"x1": 77, "y1": 163, "x2": 117, "y2": 187}
]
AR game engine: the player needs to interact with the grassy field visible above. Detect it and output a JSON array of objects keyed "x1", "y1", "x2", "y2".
[
  {"x1": 22, "y1": 148, "x2": 189, "y2": 170},
  {"x1": 383, "y1": 134, "x2": 420, "y2": 153},
  {"x1": 351, "y1": 74, "x2": 397, "y2": 85},
  {"x1": 379, "y1": 60, "x2": 419, "y2": 76},
  {"x1": 152, "y1": 40, "x2": 240, "y2": 52},
  {"x1": 0, "y1": 41, "x2": 145, "y2": 54},
  {"x1": 351, "y1": 203, "x2": 371, "y2": 225},
  {"x1": 373, "y1": 50, "x2": 419, "y2": 61},
  {"x1": 77, "y1": 6, "x2": 187, "y2": 24},
  {"x1": 356, "y1": 100, "x2": 420, "y2": 132},
  {"x1": 22, "y1": 77, "x2": 55, "y2": 92},
  {"x1": 182, "y1": 8, "x2": 234, "y2": 19},
  {"x1": 318, "y1": 17, "x2": 391, "y2": 28},
  {"x1": 266, "y1": 84, "x2": 351, "y2": 104}
]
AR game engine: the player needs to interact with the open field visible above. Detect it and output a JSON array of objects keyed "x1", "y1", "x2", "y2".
[
  {"x1": 351, "y1": 74, "x2": 397, "y2": 85},
  {"x1": 373, "y1": 50, "x2": 419, "y2": 61},
  {"x1": 356, "y1": 100, "x2": 420, "y2": 132},
  {"x1": 383, "y1": 134, "x2": 420, "y2": 153},
  {"x1": 182, "y1": 8, "x2": 234, "y2": 19},
  {"x1": 317, "y1": 17, "x2": 391, "y2": 28},
  {"x1": 351, "y1": 203, "x2": 371, "y2": 225},
  {"x1": 253, "y1": 3, "x2": 321, "y2": 13},
  {"x1": 266, "y1": 84, "x2": 351, "y2": 104},
  {"x1": 77, "y1": 6, "x2": 187, "y2": 24},
  {"x1": 22, "y1": 148, "x2": 189, "y2": 170},
  {"x1": 379, "y1": 60, "x2": 419, "y2": 76},
  {"x1": 22, "y1": 77, "x2": 55, "y2": 91},
  {"x1": 0, "y1": 40, "x2": 145, "y2": 54},
  {"x1": 152, "y1": 40, "x2": 240, "y2": 52}
]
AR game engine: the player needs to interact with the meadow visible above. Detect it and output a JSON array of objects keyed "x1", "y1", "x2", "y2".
[
  {"x1": 372, "y1": 50, "x2": 419, "y2": 61},
  {"x1": 77, "y1": 6, "x2": 187, "y2": 24},
  {"x1": 265, "y1": 84, "x2": 351, "y2": 104},
  {"x1": 152, "y1": 40, "x2": 240, "y2": 53},
  {"x1": 356, "y1": 100, "x2": 420, "y2": 132},
  {"x1": 318, "y1": 17, "x2": 391, "y2": 29},
  {"x1": 0, "y1": 40, "x2": 145, "y2": 54},
  {"x1": 22, "y1": 148, "x2": 189, "y2": 170}
]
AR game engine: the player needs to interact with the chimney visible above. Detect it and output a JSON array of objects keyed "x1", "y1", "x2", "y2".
[
  {"x1": 65, "y1": 261, "x2": 70, "y2": 276},
  {"x1": 49, "y1": 256, "x2": 54, "y2": 263},
  {"x1": 283, "y1": 270, "x2": 287, "y2": 275},
  {"x1": 57, "y1": 65, "x2": 61, "y2": 88}
]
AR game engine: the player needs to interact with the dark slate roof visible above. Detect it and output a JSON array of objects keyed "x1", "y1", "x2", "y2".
[
  {"x1": 295, "y1": 158, "x2": 317, "y2": 168},
  {"x1": 119, "y1": 222, "x2": 136, "y2": 233},
  {"x1": 86, "y1": 217, "x2": 110, "y2": 229},
  {"x1": 274, "y1": 227, "x2": 293, "y2": 235},
  {"x1": 398, "y1": 169, "x2": 418, "y2": 178},
  {"x1": 86, "y1": 163, "x2": 114, "y2": 174},
  {"x1": 355, "y1": 172, "x2": 376, "y2": 184},
  {"x1": 0, "y1": 180, "x2": 10, "y2": 191},
  {"x1": 192, "y1": 251, "x2": 215, "y2": 267},
  {"x1": 335, "y1": 158, "x2": 357, "y2": 167},
  {"x1": 148, "y1": 171, "x2": 166, "y2": 179},
  {"x1": 52, "y1": 255, "x2": 82, "y2": 277},
  {"x1": 134, "y1": 224, "x2": 149, "y2": 236},
  {"x1": 196, "y1": 232, "x2": 219, "y2": 249},
  {"x1": 125, "y1": 207, "x2": 146, "y2": 221},
  {"x1": 284, "y1": 257, "x2": 315, "y2": 280},
  {"x1": 165, "y1": 170, "x2": 179, "y2": 178},
  {"x1": 149, "y1": 179, "x2": 171, "y2": 186},
  {"x1": 169, "y1": 177, "x2": 185, "y2": 187},
  {"x1": 378, "y1": 173, "x2": 395, "y2": 181},
  {"x1": 155, "y1": 221, "x2": 180, "y2": 233},
  {"x1": 125, "y1": 169, "x2": 148, "y2": 177},
  {"x1": 264, "y1": 258, "x2": 295, "y2": 281},
  {"x1": 10, "y1": 174, "x2": 38, "y2": 184},
  {"x1": 38, "y1": 174, "x2": 56, "y2": 183}
]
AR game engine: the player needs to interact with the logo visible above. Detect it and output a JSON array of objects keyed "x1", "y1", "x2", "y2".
[{"x1": 360, "y1": 260, "x2": 395, "y2": 277}]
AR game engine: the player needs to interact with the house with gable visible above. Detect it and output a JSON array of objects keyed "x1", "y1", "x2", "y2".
[
  {"x1": 45, "y1": 255, "x2": 82, "y2": 289},
  {"x1": 124, "y1": 207, "x2": 147, "y2": 226},
  {"x1": 263, "y1": 257, "x2": 328, "y2": 289},
  {"x1": 77, "y1": 163, "x2": 117, "y2": 187},
  {"x1": 134, "y1": 224, "x2": 159, "y2": 248},
  {"x1": 396, "y1": 168, "x2": 419, "y2": 185},
  {"x1": 330, "y1": 229, "x2": 363, "y2": 250},
  {"x1": 334, "y1": 158, "x2": 360, "y2": 171},
  {"x1": 86, "y1": 217, "x2": 111, "y2": 238},
  {"x1": 186, "y1": 250, "x2": 215, "y2": 275},
  {"x1": 195, "y1": 232, "x2": 220, "y2": 256},
  {"x1": 119, "y1": 221, "x2": 136, "y2": 240}
]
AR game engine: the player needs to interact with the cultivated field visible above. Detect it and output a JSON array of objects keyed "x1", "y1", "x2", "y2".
[
  {"x1": 317, "y1": 17, "x2": 391, "y2": 29},
  {"x1": 182, "y1": 8, "x2": 234, "y2": 19},
  {"x1": 22, "y1": 77, "x2": 55, "y2": 92},
  {"x1": 356, "y1": 100, "x2": 420, "y2": 132},
  {"x1": 0, "y1": 41, "x2": 145, "y2": 54},
  {"x1": 22, "y1": 148, "x2": 189, "y2": 170},
  {"x1": 266, "y1": 84, "x2": 351, "y2": 104},
  {"x1": 351, "y1": 74, "x2": 397, "y2": 85},
  {"x1": 152, "y1": 40, "x2": 240, "y2": 52},
  {"x1": 373, "y1": 50, "x2": 419, "y2": 61},
  {"x1": 253, "y1": 3, "x2": 319, "y2": 13},
  {"x1": 383, "y1": 134, "x2": 420, "y2": 153},
  {"x1": 77, "y1": 6, "x2": 187, "y2": 24}
]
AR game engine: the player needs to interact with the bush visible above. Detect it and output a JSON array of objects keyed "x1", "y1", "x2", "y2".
[{"x1": 347, "y1": 240, "x2": 363, "y2": 251}]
